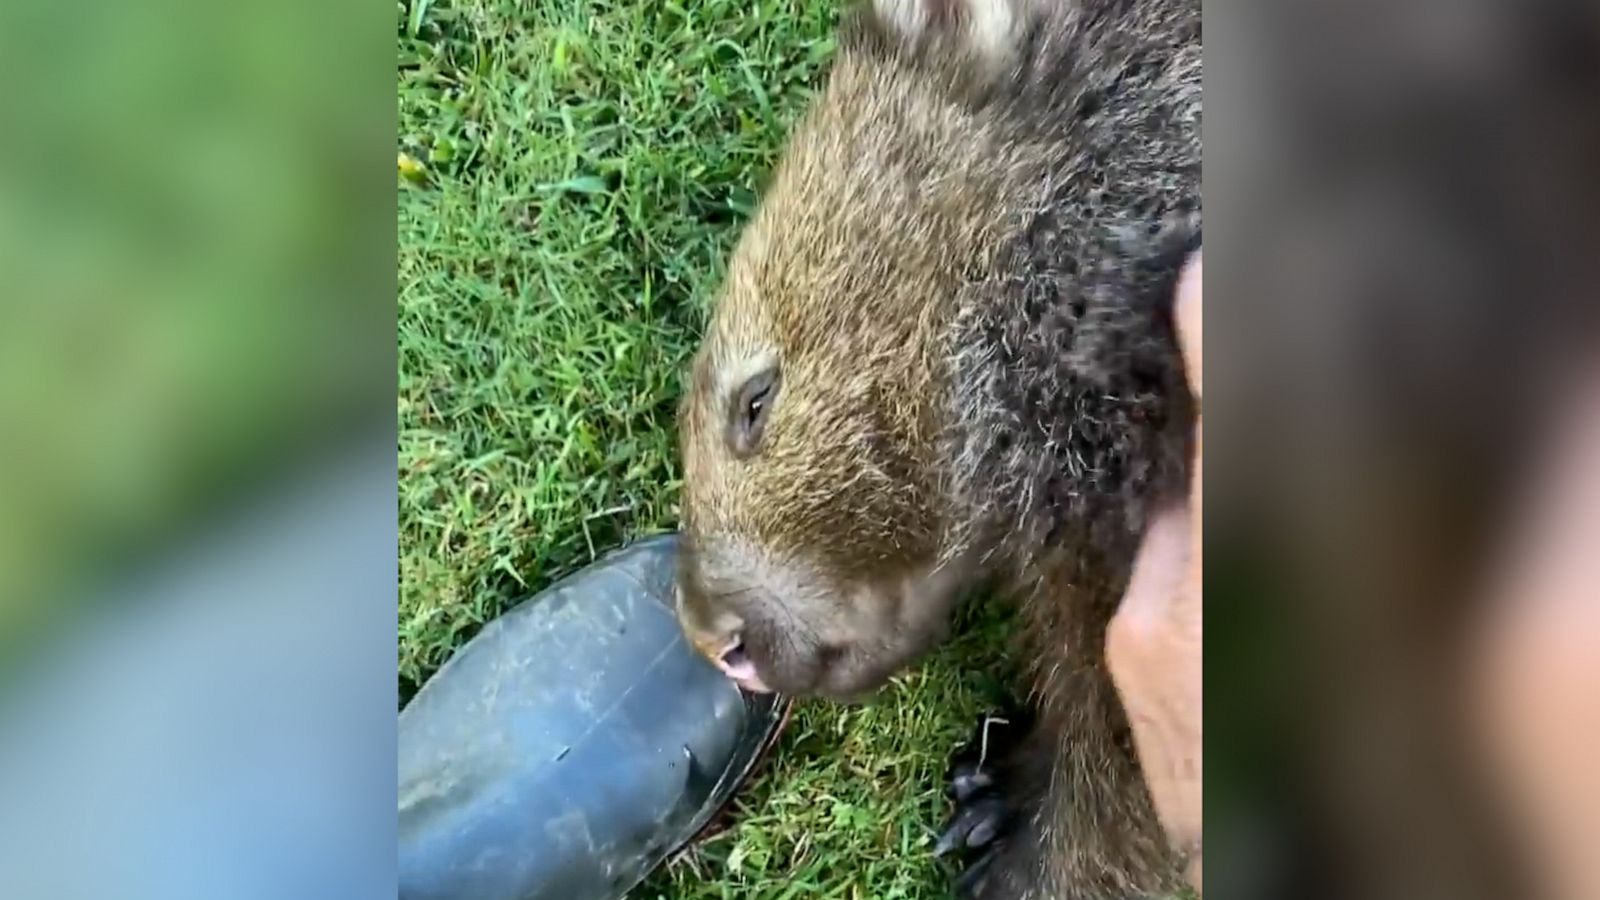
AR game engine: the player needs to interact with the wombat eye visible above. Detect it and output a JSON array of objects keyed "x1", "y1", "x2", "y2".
[{"x1": 727, "y1": 366, "x2": 780, "y2": 458}]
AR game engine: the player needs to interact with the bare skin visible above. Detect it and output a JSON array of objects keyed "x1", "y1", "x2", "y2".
[
  {"x1": 1106, "y1": 256, "x2": 1600, "y2": 900},
  {"x1": 1106, "y1": 251, "x2": 1203, "y2": 892},
  {"x1": 1474, "y1": 356, "x2": 1600, "y2": 900}
]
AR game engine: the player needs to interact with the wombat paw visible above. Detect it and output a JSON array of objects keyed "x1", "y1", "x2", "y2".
[{"x1": 934, "y1": 710, "x2": 1031, "y2": 898}]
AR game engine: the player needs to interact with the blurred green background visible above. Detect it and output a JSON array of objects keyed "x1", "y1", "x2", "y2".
[
  {"x1": 0, "y1": 0, "x2": 389, "y2": 669},
  {"x1": 399, "y1": 1, "x2": 1016, "y2": 896}
]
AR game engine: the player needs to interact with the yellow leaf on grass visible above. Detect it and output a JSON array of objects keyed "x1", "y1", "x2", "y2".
[{"x1": 398, "y1": 152, "x2": 426, "y2": 181}]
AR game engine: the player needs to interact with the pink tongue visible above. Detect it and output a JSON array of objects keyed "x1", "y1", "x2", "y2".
[{"x1": 722, "y1": 659, "x2": 772, "y2": 694}]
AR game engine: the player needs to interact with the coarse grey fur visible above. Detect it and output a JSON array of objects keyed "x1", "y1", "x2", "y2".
[{"x1": 930, "y1": 3, "x2": 1200, "y2": 895}]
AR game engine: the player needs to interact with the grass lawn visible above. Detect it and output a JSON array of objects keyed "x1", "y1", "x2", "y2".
[{"x1": 399, "y1": 1, "x2": 1019, "y2": 896}]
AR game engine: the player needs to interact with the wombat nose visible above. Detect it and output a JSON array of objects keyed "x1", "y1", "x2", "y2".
[
  {"x1": 716, "y1": 638, "x2": 752, "y2": 676},
  {"x1": 713, "y1": 638, "x2": 772, "y2": 694}
]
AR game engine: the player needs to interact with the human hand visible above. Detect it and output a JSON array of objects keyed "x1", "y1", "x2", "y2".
[
  {"x1": 1475, "y1": 358, "x2": 1600, "y2": 900},
  {"x1": 1106, "y1": 251, "x2": 1203, "y2": 893}
]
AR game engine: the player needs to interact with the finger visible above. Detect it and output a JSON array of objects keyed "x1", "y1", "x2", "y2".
[
  {"x1": 1116, "y1": 502, "x2": 1195, "y2": 627},
  {"x1": 1107, "y1": 503, "x2": 1202, "y2": 852},
  {"x1": 1175, "y1": 249, "x2": 1202, "y2": 401},
  {"x1": 1476, "y1": 362, "x2": 1600, "y2": 900},
  {"x1": 1176, "y1": 249, "x2": 1203, "y2": 625}
]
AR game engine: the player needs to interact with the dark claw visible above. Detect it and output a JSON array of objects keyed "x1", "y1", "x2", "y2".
[
  {"x1": 947, "y1": 763, "x2": 995, "y2": 802},
  {"x1": 934, "y1": 790, "x2": 1010, "y2": 856},
  {"x1": 937, "y1": 710, "x2": 1032, "y2": 896},
  {"x1": 952, "y1": 847, "x2": 996, "y2": 899}
]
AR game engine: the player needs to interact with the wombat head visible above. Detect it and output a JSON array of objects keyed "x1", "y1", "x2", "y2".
[{"x1": 674, "y1": 0, "x2": 1038, "y2": 698}]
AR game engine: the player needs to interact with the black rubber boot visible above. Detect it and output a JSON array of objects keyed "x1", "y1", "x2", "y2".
[{"x1": 398, "y1": 534, "x2": 791, "y2": 900}]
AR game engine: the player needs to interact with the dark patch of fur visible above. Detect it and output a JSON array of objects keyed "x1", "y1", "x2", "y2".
[
  {"x1": 894, "y1": 2, "x2": 1200, "y2": 896},
  {"x1": 690, "y1": 2, "x2": 1200, "y2": 896},
  {"x1": 837, "y1": 0, "x2": 1201, "y2": 564}
]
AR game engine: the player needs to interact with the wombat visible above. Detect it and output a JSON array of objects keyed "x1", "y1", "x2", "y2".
[{"x1": 675, "y1": 1, "x2": 1200, "y2": 896}]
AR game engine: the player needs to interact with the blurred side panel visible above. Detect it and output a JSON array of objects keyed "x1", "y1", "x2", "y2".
[
  {"x1": 0, "y1": 0, "x2": 396, "y2": 896},
  {"x1": 0, "y1": 440, "x2": 397, "y2": 900},
  {"x1": 1206, "y1": 1, "x2": 1600, "y2": 898},
  {"x1": 0, "y1": 0, "x2": 394, "y2": 651}
]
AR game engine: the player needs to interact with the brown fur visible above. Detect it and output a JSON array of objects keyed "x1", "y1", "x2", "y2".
[{"x1": 676, "y1": 0, "x2": 1199, "y2": 896}]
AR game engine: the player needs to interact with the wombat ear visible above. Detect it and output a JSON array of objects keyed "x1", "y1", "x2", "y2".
[{"x1": 871, "y1": 0, "x2": 1023, "y2": 61}]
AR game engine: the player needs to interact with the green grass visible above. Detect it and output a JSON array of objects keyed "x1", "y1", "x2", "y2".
[{"x1": 398, "y1": 1, "x2": 1016, "y2": 895}]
